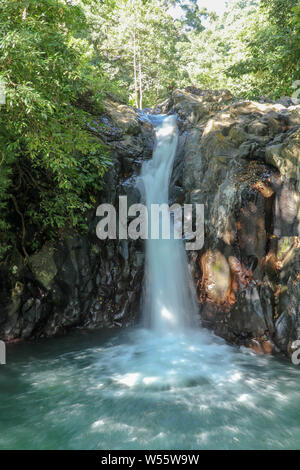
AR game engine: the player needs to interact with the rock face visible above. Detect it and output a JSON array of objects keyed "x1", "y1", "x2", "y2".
[
  {"x1": 0, "y1": 88, "x2": 299, "y2": 359},
  {"x1": 162, "y1": 88, "x2": 300, "y2": 356},
  {"x1": 0, "y1": 98, "x2": 153, "y2": 341}
]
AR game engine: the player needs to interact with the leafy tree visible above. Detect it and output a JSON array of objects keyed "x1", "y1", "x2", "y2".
[{"x1": 174, "y1": 0, "x2": 299, "y2": 99}]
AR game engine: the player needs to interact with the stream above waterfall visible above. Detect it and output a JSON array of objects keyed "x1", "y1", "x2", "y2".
[{"x1": 1, "y1": 327, "x2": 300, "y2": 450}]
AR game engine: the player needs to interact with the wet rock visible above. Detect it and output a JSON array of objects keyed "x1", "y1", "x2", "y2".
[
  {"x1": 171, "y1": 88, "x2": 234, "y2": 127},
  {"x1": 29, "y1": 246, "x2": 57, "y2": 290},
  {"x1": 276, "y1": 96, "x2": 295, "y2": 107},
  {"x1": 168, "y1": 88, "x2": 300, "y2": 356},
  {"x1": 275, "y1": 312, "x2": 296, "y2": 351},
  {"x1": 266, "y1": 128, "x2": 300, "y2": 182}
]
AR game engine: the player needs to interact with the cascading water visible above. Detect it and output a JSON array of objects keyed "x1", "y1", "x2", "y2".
[{"x1": 138, "y1": 114, "x2": 198, "y2": 331}]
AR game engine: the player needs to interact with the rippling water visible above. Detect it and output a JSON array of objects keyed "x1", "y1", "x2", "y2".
[{"x1": 1, "y1": 327, "x2": 300, "y2": 450}]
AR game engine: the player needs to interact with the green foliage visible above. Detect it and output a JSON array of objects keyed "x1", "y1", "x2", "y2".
[{"x1": 0, "y1": 0, "x2": 112, "y2": 259}]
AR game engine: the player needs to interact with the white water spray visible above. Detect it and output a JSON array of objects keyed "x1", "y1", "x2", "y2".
[{"x1": 139, "y1": 114, "x2": 198, "y2": 332}]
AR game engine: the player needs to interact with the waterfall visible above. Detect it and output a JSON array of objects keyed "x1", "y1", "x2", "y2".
[{"x1": 138, "y1": 114, "x2": 198, "y2": 332}]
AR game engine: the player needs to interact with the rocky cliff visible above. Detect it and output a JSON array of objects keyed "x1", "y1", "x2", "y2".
[{"x1": 0, "y1": 88, "x2": 299, "y2": 358}]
